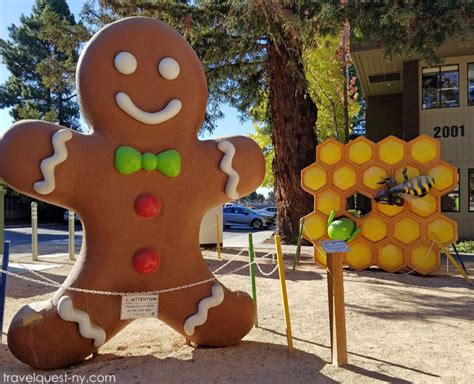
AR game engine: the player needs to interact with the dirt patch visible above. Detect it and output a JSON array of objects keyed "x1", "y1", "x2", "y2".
[{"x1": 1, "y1": 251, "x2": 473, "y2": 383}]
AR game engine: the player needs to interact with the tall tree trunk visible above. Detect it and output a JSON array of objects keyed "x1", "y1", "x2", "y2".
[{"x1": 268, "y1": 41, "x2": 317, "y2": 244}]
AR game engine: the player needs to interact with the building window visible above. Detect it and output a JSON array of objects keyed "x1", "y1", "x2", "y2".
[
  {"x1": 469, "y1": 169, "x2": 474, "y2": 212},
  {"x1": 468, "y1": 63, "x2": 474, "y2": 106},
  {"x1": 441, "y1": 170, "x2": 460, "y2": 213},
  {"x1": 422, "y1": 65, "x2": 459, "y2": 109}
]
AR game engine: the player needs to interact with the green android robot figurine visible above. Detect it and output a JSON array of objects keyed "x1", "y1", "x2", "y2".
[{"x1": 327, "y1": 210, "x2": 361, "y2": 243}]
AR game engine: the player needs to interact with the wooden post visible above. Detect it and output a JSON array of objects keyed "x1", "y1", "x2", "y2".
[
  {"x1": 31, "y1": 202, "x2": 38, "y2": 261},
  {"x1": 274, "y1": 235, "x2": 294, "y2": 352},
  {"x1": 326, "y1": 252, "x2": 347, "y2": 366},
  {"x1": 248, "y1": 233, "x2": 258, "y2": 327},
  {"x1": 215, "y1": 214, "x2": 221, "y2": 260},
  {"x1": 68, "y1": 210, "x2": 75, "y2": 260}
]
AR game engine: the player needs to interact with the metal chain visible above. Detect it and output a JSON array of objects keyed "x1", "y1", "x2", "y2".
[
  {"x1": 14, "y1": 262, "x2": 60, "y2": 285},
  {"x1": 254, "y1": 252, "x2": 279, "y2": 276},
  {"x1": 0, "y1": 249, "x2": 278, "y2": 297}
]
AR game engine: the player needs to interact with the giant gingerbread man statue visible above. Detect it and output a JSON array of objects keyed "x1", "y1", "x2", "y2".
[{"x1": 0, "y1": 17, "x2": 265, "y2": 369}]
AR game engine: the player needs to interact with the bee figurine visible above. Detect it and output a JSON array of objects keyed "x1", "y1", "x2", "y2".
[{"x1": 374, "y1": 167, "x2": 435, "y2": 207}]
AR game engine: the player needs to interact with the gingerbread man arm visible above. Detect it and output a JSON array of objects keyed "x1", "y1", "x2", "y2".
[
  {"x1": 196, "y1": 136, "x2": 265, "y2": 205},
  {"x1": 0, "y1": 120, "x2": 87, "y2": 208}
]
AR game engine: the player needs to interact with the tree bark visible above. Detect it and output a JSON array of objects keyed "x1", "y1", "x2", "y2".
[{"x1": 267, "y1": 41, "x2": 317, "y2": 244}]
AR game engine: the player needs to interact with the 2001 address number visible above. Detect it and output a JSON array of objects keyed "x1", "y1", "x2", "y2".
[{"x1": 433, "y1": 125, "x2": 465, "y2": 138}]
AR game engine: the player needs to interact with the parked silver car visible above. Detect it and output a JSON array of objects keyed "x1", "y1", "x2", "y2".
[
  {"x1": 223, "y1": 206, "x2": 273, "y2": 230},
  {"x1": 257, "y1": 206, "x2": 277, "y2": 219}
]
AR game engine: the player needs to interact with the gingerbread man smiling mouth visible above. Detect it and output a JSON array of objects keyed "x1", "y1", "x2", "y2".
[
  {"x1": 114, "y1": 53, "x2": 183, "y2": 124},
  {"x1": 0, "y1": 17, "x2": 265, "y2": 369}
]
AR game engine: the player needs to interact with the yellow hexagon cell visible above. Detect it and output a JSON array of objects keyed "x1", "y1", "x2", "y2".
[
  {"x1": 410, "y1": 135, "x2": 439, "y2": 164},
  {"x1": 302, "y1": 212, "x2": 327, "y2": 242},
  {"x1": 347, "y1": 138, "x2": 373, "y2": 165},
  {"x1": 378, "y1": 137, "x2": 405, "y2": 165},
  {"x1": 427, "y1": 217, "x2": 457, "y2": 245},
  {"x1": 427, "y1": 163, "x2": 457, "y2": 192},
  {"x1": 378, "y1": 243, "x2": 405, "y2": 272},
  {"x1": 333, "y1": 166, "x2": 357, "y2": 191},
  {"x1": 408, "y1": 244, "x2": 440, "y2": 275},
  {"x1": 361, "y1": 216, "x2": 388, "y2": 242},
  {"x1": 316, "y1": 189, "x2": 342, "y2": 216},
  {"x1": 362, "y1": 166, "x2": 388, "y2": 190},
  {"x1": 376, "y1": 203, "x2": 404, "y2": 217},
  {"x1": 410, "y1": 194, "x2": 438, "y2": 218},
  {"x1": 393, "y1": 217, "x2": 421, "y2": 244},
  {"x1": 317, "y1": 140, "x2": 343, "y2": 166},
  {"x1": 302, "y1": 165, "x2": 327, "y2": 192},
  {"x1": 394, "y1": 165, "x2": 420, "y2": 184},
  {"x1": 345, "y1": 241, "x2": 373, "y2": 270}
]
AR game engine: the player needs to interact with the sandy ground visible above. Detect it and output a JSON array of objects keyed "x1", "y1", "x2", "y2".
[{"x1": 1, "y1": 250, "x2": 473, "y2": 384}]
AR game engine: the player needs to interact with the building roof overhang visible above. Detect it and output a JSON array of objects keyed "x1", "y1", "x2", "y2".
[{"x1": 351, "y1": 38, "x2": 474, "y2": 97}]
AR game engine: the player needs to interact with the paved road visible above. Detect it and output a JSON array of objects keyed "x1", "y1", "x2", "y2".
[
  {"x1": 4, "y1": 225, "x2": 275, "y2": 258},
  {"x1": 222, "y1": 228, "x2": 274, "y2": 247},
  {"x1": 5, "y1": 225, "x2": 83, "y2": 257}
]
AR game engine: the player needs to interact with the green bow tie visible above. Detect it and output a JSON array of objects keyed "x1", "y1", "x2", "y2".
[{"x1": 115, "y1": 146, "x2": 181, "y2": 177}]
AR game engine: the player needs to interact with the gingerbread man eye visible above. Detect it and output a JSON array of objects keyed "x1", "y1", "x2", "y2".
[
  {"x1": 158, "y1": 58, "x2": 180, "y2": 80},
  {"x1": 114, "y1": 51, "x2": 137, "y2": 75}
]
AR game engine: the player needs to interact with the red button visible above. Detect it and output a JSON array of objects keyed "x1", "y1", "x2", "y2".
[
  {"x1": 133, "y1": 249, "x2": 160, "y2": 274},
  {"x1": 134, "y1": 194, "x2": 161, "y2": 218}
]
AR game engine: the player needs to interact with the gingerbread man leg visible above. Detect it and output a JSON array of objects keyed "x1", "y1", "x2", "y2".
[
  {"x1": 183, "y1": 284, "x2": 256, "y2": 346},
  {"x1": 8, "y1": 294, "x2": 127, "y2": 369},
  {"x1": 8, "y1": 285, "x2": 128, "y2": 369},
  {"x1": 157, "y1": 258, "x2": 256, "y2": 347}
]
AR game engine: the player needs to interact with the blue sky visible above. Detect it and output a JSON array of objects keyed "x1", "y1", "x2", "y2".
[{"x1": 0, "y1": 0, "x2": 254, "y2": 141}]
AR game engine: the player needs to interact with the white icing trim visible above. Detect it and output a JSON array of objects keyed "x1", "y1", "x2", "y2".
[
  {"x1": 33, "y1": 129, "x2": 73, "y2": 195},
  {"x1": 158, "y1": 58, "x2": 180, "y2": 80},
  {"x1": 184, "y1": 284, "x2": 225, "y2": 336},
  {"x1": 114, "y1": 51, "x2": 137, "y2": 75},
  {"x1": 57, "y1": 296, "x2": 106, "y2": 348},
  {"x1": 115, "y1": 92, "x2": 182, "y2": 125},
  {"x1": 217, "y1": 140, "x2": 240, "y2": 199}
]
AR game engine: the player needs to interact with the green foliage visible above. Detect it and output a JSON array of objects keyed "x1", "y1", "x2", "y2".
[
  {"x1": 239, "y1": 191, "x2": 266, "y2": 205},
  {"x1": 304, "y1": 32, "x2": 360, "y2": 142},
  {"x1": 450, "y1": 241, "x2": 474, "y2": 254},
  {"x1": 0, "y1": 0, "x2": 88, "y2": 129},
  {"x1": 250, "y1": 122, "x2": 274, "y2": 188},
  {"x1": 345, "y1": 1, "x2": 474, "y2": 64}
]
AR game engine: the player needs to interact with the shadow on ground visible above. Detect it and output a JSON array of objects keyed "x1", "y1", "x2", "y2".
[{"x1": 0, "y1": 339, "x2": 423, "y2": 384}]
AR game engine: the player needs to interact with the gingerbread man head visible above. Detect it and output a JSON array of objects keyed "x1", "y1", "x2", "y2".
[
  {"x1": 78, "y1": 17, "x2": 207, "y2": 142},
  {"x1": 1, "y1": 17, "x2": 265, "y2": 370}
]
